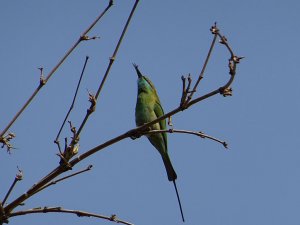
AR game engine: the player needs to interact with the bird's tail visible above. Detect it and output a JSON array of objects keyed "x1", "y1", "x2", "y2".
[
  {"x1": 162, "y1": 154, "x2": 185, "y2": 221},
  {"x1": 162, "y1": 154, "x2": 177, "y2": 181}
]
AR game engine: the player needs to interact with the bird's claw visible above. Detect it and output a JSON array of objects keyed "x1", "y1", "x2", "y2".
[{"x1": 128, "y1": 130, "x2": 141, "y2": 140}]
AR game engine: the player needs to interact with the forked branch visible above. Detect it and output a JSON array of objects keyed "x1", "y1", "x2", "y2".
[
  {"x1": 0, "y1": 0, "x2": 113, "y2": 139},
  {"x1": 2, "y1": 1, "x2": 141, "y2": 220},
  {"x1": 2, "y1": 22, "x2": 241, "y2": 225},
  {"x1": 146, "y1": 129, "x2": 228, "y2": 148}
]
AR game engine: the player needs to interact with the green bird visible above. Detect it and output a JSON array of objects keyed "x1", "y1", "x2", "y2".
[{"x1": 133, "y1": 63, "x2": 185, "y2": 222}]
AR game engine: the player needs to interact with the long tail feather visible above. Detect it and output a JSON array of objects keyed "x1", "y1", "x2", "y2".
[
  {"x1": 162, "y1": 155, "x2": 177, "y2": 181},
  {"x1": 173, "y1": 180, "x2": 185, "y2": 222}
]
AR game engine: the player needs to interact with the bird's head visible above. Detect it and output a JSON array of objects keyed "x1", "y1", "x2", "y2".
[{"x1": 133, "y1": 63, "x2": 156, "y2": 94}]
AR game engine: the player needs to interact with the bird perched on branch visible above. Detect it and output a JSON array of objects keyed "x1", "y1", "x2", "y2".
[{"x1": 133, "y1": 63, "x2": 184, "y2": 222}]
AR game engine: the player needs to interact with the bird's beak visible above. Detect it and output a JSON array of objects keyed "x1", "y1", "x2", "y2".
[{"x1": 133, "y1": 63, "x2": 142, "y2": 78}]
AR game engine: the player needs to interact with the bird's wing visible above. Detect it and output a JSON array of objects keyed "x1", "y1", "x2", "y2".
[{"x1": 153, "y1": 98, "x2": 168, "y2": 151}]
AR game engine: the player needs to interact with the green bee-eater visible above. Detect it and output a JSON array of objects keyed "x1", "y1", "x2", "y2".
[{"x1": 133, "y1": 64, "x2": 185, "y2": 222}]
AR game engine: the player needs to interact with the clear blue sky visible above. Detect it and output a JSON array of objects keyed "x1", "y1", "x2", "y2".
[{"x1": 1, "y1": 1, "x2": 300, "y2": 225}]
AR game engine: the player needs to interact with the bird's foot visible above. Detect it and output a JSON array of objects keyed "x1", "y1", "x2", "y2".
[
  {"x1": 128, "y1": 130, "x2": 142, "y2": 140},
  {"x1": 128, "y1": 126, "x2": 151, "y2": 140}
]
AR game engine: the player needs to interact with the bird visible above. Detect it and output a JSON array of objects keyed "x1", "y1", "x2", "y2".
[{"x1": 133, "y1": 63, "x2": 185, "y2": 222}]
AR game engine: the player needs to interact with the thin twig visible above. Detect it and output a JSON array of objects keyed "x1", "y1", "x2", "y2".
[
  {"x1": 3, "y1": 24, "x2": 241, "y2": 217},
  {"x1": 146, "y1": 129, "x2": 228, "y2": 148},
  {"x1": 181, "y1": 24, "x2": 218, "y2": 108},
  {"x1": 54, "y1": 56, "x2": 89, "y2": 145},
  {"x1": 2, "y1": 168, "x2": 23, "y2": 205},
  {"x1": 3, "y1": 1, "x2": 141, "y2": 214},
  {"x1": 35, "y1": 165, "x2": 92, "y2": 194},
  {"x1": 0, "y1": 1, "x2": 113, "y2": 138},
  {"x1": 9, "y1": 206, "x2": 133, "y2": 225},
  {"x1": 70, "y1": 0, "x2": 140, "y2": 145},
  {"x1": 189, "y1": 26, "x2": 218, "y2": 99}
]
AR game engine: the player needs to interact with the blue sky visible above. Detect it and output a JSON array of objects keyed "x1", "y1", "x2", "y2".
[{"x1": 1, "y1": 1, "x2": 300, "y2": 225}]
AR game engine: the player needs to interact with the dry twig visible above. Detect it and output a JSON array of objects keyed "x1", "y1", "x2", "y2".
[{"x1": 10, "y1": 206, "x2": 133, "y2": 225}]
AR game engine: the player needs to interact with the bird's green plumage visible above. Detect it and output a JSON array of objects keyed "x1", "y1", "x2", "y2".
[
  {"x1": 133, "y1": 64, "x2": 184, "y2": 221},
  {"x1": 134, "y1": 64, "x2": 177, "y2": 181}
]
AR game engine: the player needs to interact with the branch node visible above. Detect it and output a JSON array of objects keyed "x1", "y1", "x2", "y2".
[
  {"x1": 223, "y1": 142, "x2": 228, "y2": 149},
  {"x1": 81, "y1": 35, "x2": 100, "y2": 41},
  {"x1": 80, "y1": 35, "x2": 89, "y2": 41},
  {"x1": 110, "y1": 214, "x2": 117, "y2": 221},
  {"x1": 0, "y1": 132, "x2": 16, "y2": 153},
  {"x1": 219, "y1": 87, "x2": 232, "y2": 97},
  {"x1": 57, "y1": 153, "x2": 73, "y2": 169},
  {"x1": 16, "y1": 166, "x2": 23, "y2": 181},
  {"x1": 210, "y1": 22, "x2": 219, "y2": 34},
  {"x1": 219, "y1": 35, "x2": 228, "y2": 45},
  {"x1": 232, "y1": 55, "x2": 244, "y2": 64},
  {"x1": 87, "y1": 165, "x2": 93, "y2": 170},
  {"x1": 180, "y1": 74, "x2": 193, "y2": 110}
]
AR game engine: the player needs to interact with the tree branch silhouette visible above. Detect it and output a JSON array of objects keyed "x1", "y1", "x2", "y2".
[
  {"x1": 9, "y1": 207, "x2": 133, "y2": 225},
  {"x1": 146, "y1": 129, "x2": 228, "y2": 148},
  {"x1": 2, "y1": 24, "x2": 241, "y2": 223},
  {"x1": 1, "y1": 1, "x2": 141, "y2": 223},
  {"x1": 0, "y1": 2, "x2": 242, "y2": 222},
  {"x1": 54, "y1": 56, "x2": 90, "y2": 152},
  {"x1": 0, "y1": 0, "x2": 113, "y2": 144}
]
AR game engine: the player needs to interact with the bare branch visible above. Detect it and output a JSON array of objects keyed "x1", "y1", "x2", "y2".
[
  {"x1": 0, "y1": 1, "x2": 113, "y2": 138},
  {"x1": 54, "y1": 56, "x2": 89, "y2": 145},
  {"x1": 3, "y1": 23, "x2": 240, "y2": 218},
  {"x1": 184, "y1": 24, "x2": 219, "y2": 106},
  {"x1": 3, "y1": 1, "x2": 141, "y2": 214},
  {"x1": 35, "y1": 165, "x2": 92, "y2": 194},
  {"x1": 0, "y1": 201, "x2": 8, "y2": 224},
  {"x1": 68, "y1": 0, "x2": 140, "y2": 150},
  {"x1": 2, "y1": 168, "x2": 23, "y2": 205},
  {"x1": 9, "y1": 207, "x2": 133, "y2": 225},
  {"x1": 146, "y1": 129, "x2": 228, "y2": 148}
]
